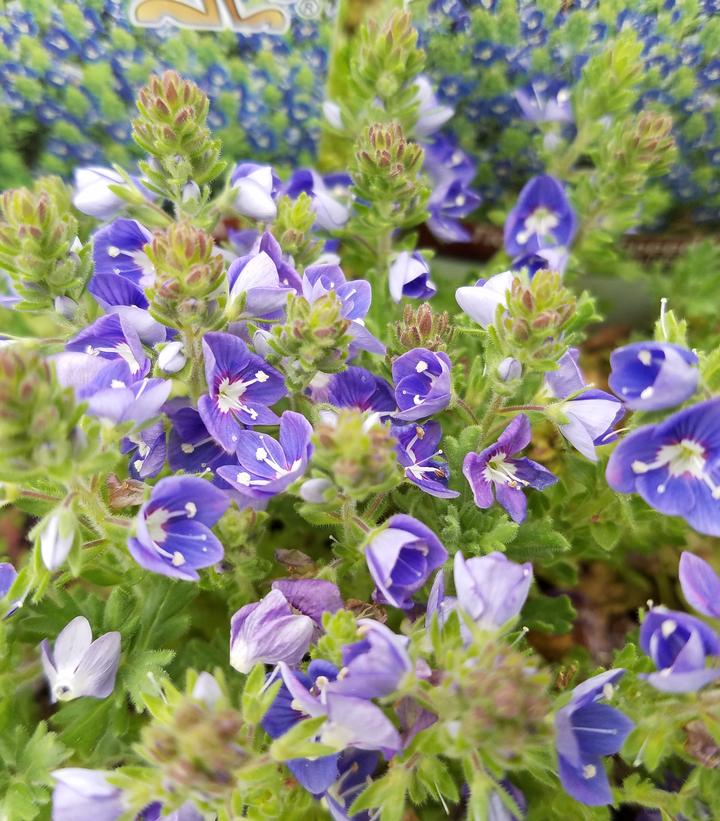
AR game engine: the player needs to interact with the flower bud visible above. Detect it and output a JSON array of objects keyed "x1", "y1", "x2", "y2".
[
  {"x1": 157, "y1": 340, "x2": 187, "y2": 373},
  {"x1": 39, "y1": 509, "x2": 77, "y2": 571},
  {"x1": 393, "y1": 302, "x2": 453, "y2": 352},
  {"x1": 497, "y1": 357, "x2": 522, "y2": 381},
  {"x1": 299, "y1": 477, "x2": 335, "y2": 503}
]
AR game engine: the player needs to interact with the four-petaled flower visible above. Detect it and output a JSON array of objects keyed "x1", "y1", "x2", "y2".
[
  {"x1": 217, "y1": 410, "x2": 313, "y2": 502},
  {"x1": 392, "y1": 421, "x2": 459, "y2": 498},
  {"x1": 392, "y1": 348, "x2": 452, "y2": 421},
  {"x1": 128, "y1": 476, "x2": 229, "y2": 580},
  {"x1": 199, "y1": 332, "x2": 287, "y2": 452},
  {"x1": 504, "y1": 174, "x2": 577, "y2": 257},
  {"x1": 554, "y1": 669, "x2": 634, "y2": 806},
  {"x1": 606, "y1": 398, "x2": 720, "y2": 536},
  {"x1": 463, "y1": 414, "x2": 558, "y2": 523}
]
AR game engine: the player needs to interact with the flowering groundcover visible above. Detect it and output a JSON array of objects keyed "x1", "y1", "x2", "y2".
[{"x1": 1, "y1": 6, "x2": 720, "y2": 821}]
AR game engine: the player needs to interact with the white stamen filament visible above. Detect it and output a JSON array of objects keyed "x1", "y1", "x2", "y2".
[
  {"x1": 631, "y1": 439, "x2": 720, "y2": 499},
  {"x1": 483, "y1": 452, "x2": 528, "y2": 489}
]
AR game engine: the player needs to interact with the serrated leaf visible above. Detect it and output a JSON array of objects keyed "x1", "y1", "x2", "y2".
[{"x1": 523, "y1": 594, "x2": 576, "y2": 634}]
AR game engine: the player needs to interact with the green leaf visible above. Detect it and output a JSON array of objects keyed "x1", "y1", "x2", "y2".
[
  {"x1": 269, "y1": 716, "x2": 335, "y2": 762},
  {"x1": 523, "y1": 594, "x2": 577, "y2": 634}
]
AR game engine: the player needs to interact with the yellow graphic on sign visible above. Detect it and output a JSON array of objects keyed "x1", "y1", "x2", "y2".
[{"x1": 129, "y1": 0, "x2": 291, "y2": 34}]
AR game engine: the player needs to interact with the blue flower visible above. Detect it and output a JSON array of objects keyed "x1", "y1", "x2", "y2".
[
  {"x1": 392, "y1": 421, "x2": 459, "y2": 498},
  {"x1": 51, "y1": 769, "x2": 124, "y2": 821},
  {"x1": 227, "y1": 241, "x2": 297, "y2": 320},
  {"x1": 365, "y1": 514, "x2": 448, "y2": 609},
  {"x1": 167, "y1": 405, "x2": 227, "y2": 476},
  {"x1": 606, "y1": 399, "x2": 720, "y2": 536},
  {"x1": 639, "y1": 608, "x2": 720, "y2": 693},
  {"x1": 230, "y1": 163, "x2": 280, "y2": 221},
  {"x1": 198, "y1": 332, "x2": 287, "y2": 451},
  {"x1": 392, "y1": 348, "x2": 452, "y2": 421},
  {"x1": 216, "y1": 411, "x2": 313, "y2": 502},
  {"x1": 608, "y1": 342, "x2": 699, "y2": 411},
  {"x1": 555, "y1": 669, "x2": 633, "y2": 806},
  {"x1": 514, "y1": 79, "x2": 573, "y2": 123},
  {"x1": 413, "y1": 75, "x2": 454, "y2": 138},
  {"x1": 282, "y1": 169, "x2": 352, "y2": 231},
  {"x1": 90, "y1": 218, "x2": 154, "y2": 302},
  {"x1": 679, "y1": 551, "x2": 720, "y2": 618},
  {"x1": 388, "y1": 251, "x2": 437, "y2": 303},
  {"x1": 504, "y1": 175, "x2": 577, "y2": 257},
  {"x1": 122, "y1": 421, "x2": 166, "y2": 479},
  {"x1": 128, "y1": 476, "x2": 229, "y2": 580},
  {"x1": 321, "y1": 367, "x2": 396, "y2": 414},
  {"x1": 463, "y1": 415, "x2": 558, "y2": 523},
  {"x1": 456, "y1": 271, "x2": 516, "y2": 329}
]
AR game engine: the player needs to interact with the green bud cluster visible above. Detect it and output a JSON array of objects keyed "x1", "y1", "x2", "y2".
[
  {"x1": 271, "y1": 193, "x2": 322, "y2": 269},
  {"x1": 266, "y1": 293, "x2": 352, "y2": 391},
  {"x1": 145, "y1": 221, "x2": 227, "y2": 330},
  {"x1": 313, "y1": 409, "x2": 400, "y2": 501},
  {"x1": 141, "y1": 695, "x2": 247, "y2": 800},
  {"x1": 0, "y1": 179, "x2": 89, "y2": 309},
  {"x1": 133, "y1": 71, "x2": 225, "y2": 198},
  {"x1": 0, "y1": 347, "x2": 95, "y2": 482},
  {"x1": 351, "y1": 122, "x2": 429, "y2": 235},
  {"x1": 393, "y1": 302, "x2": 454, "y2": 353}
]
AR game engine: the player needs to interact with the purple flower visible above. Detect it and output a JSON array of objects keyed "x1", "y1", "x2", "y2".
[
  {"x1": 427, "y1": 176, "x2": 482, "y2": 243},
  {"x1": 271, "y1": 578, "x2": 343, "y2": 627},
  {"x1": 167, "y1": 405, "x2": 227, "y2": 476},
  {"x1": 227, "y1": 234, "x2": 298, "y2": 319},
  {"x1": 512, "y1": 246, "x2": 569, "y2": 277},
  {"x1": 51, "y1": 768, "x2": 124, "y2": 821},
  {"x1": 463, "y1": 415, "x2": 558, "y2": 523},
  {"x1": 0, "y1": 562, "x2": 16, "y2": 599},
  {"x1": 679, "y1": 551, "x2": 720, "y2": 619},
  {"x1": 414, "y1": 76, "x2": 454, "y2": 137},
  {"x1": 608, "y1": 342, "x2": 699, "y2": 412},
  {"x1": 198, "y1": 332, "x2": 287, "y2": 451},
  {"x1": 606, "y1": 399, "x2": 720, "y2": 536},
  {"x1": 392, "y1": 348, "x2": 452, "y2": 421},
  {"x1": 231, "y1": 163, "x2": 280, "y2": 221},
  {"x1": 123, "y1": 421, "x2": 166, "y2": 479},
  {"x1": 504, "y1": 175, "x2": 577, "y2": 257},
  {"x1": 90, "y1": 219, "x2": 154, "y2": 301},
  {"x1": 328, "y1": 619, "x2": 412, "y2": 699},
  {"x1": 72, "y1": 166, "x2": 126, "y2": 219},
  {"x1": 545, "y1": 349, "x2": 625, "y2": 462},
  {"x1": 320, "y1": 367, "x2": 395, "y2": 414},
  {"x1": 365, "y1": 514, "x2": 448, "y2": 609},
  {"x1": 488, "y1": 782, "x2": 526, "y2": 821},
  {"x1": 555, "y1": 669, "x2": 634, "y2": 806},
  {"x1": 278, "y1": 663, "x2": 402, "y2": 757},
  {"x1": 453, "y1": 551, "x2": 533, "y2": 629},
  {"x1": 639, "y1": 608, "x2": 720, "y2": 692},
  {"x1": 388, "y1": 252, "x2": 436, "y2": 303},
  {"x1": 283, "y1": 169, "x2": 352, "y2": 231},
  {"x1": 217, "y1": 411, "x2": 313, "y2": 501},
  {"x1": 514, "y1": 80, "x2": 573, "y2": 123},
  {"x1": 40, "y1": 616, "x2": 120, "y2": 702},
  {"x1": 455, "y1": 271, "x2": 516, "y2": 328},
  {"x1": 392, "y1": 421, "x2": 459, "y2": 498},
  {"x1": 39, "y1": 510, "x2": 76, "y2": 571},
  {"x1": 86, "y1": 378, "x2": 171, "y2": 426},
  {"x1": 128, "y1": 476, "x2": 229, "y2": 580},
  {"x1": 230, "y1": 589, "x2": 314, "y2": 673},
  {"x1": 324, "y1": 749, "x2": 379, "y2": 821},
  {"x1": 262, "y1": 659, "x2": 340, "y2": 794}
]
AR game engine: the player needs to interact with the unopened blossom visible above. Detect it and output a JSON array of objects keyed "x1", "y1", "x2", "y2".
[
  {"x1": 640, "y1": 607, "x2": 720, "y2": 692},
  {"x1": 608, "y1": 341, "x2": 699, "y2": 412},
  {"x1": 455, "y1": 270, "x2": 516, "y2": 328},
  {"x1": 231, "y1": 162, "x2": 280, "y2": 221},
  {"x1": 328, "y1": 619, "x2": 412, "y2": 699},
  {"x1": 262, "y1": 659, "x2": 340, "y2": 794},
  {"x1": 392, "y1": 348, "x2": 452, "y2": 421},
  {"x1": 198, "y1": 332, "x2": 287, "y2": 451},
  {"x1": 388, "y1": 251, "x2": 437, "y2": 303},
  {"x1": 217, "y1": 410, "x2": 313, "y2": 502},
  {"x1": 463, "y1": 415, "x2": 558, "y2": 523},
  {"x1": 392, "y1": 421, "x2": 459, "y2": 498},
  {"x1": 545, "y1": 348, "x2": 624, "y2": 462},
  {"x1": 365, "y1": 514, "x2": 448, "y2": 609},
  {"x1": 606, "y1": 398, "x2": 720, "y2": 536},
  {"x1": 679, "y1": 551, "x2": 720, "y2": 618},
  {"x1": 72, "y1": 166, "x2": 126, "y2": 219},
  {"x1": 515, "y1": 79, "x2": 573, "y2": 123},
  {"x1": 51, "y1": 768, "x2": 125, "y2": 821},
  {"x1": 283, "y1": 169, "x2": 352, "y2": 231},
  {"x1": 453, "y1": 551, "x2": 533, "y2": 630},
  {"x1": 157, "y1": 341, "x2": 186, "y2": 374},
  {"x1": 555, "y1": 669, "x2": 634, "y2": 806},
  {"x1": 229, "y1": 588, "x2": 314, "y2": 673},
  {"x1": 40, "y1": 616, "x2": 121, "y2": 703},
  {"x1": 128, "y1": 476, "x2": 229, "y2": 580},
  {"x1": 504, "y1": 175, "x2": 577, "y2": 257},
  {"x1": 39, "y1": 509, "x2": 76, "y2": 571},
  {"x1": 227, "y1": 237, "x2": 296, "y2": 319},
  {"x1": 498, "y1": 357, "x2": 522, "y2": 382}
]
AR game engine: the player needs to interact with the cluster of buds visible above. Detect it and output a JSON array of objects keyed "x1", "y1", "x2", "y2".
[
  {"x1": 0, "y1": 179, "x2": 89, "y2": 309},
  {"x1": 435, "y1": 642, "x2": 553, "y2": 767},
  {"x1": 313, "y1": 410, "x2": 400, "y2": 501},
  {"x1": 271, "y1": 193, "x2": 322, "y2": 269},
  {"x1": 133, "y1": 71, "x2": 225, "y2": 197},
  {"x1": 351, "y1": 122, "x2": 429, "y2": 234},
  {"x1": 141, "y1": 693, "x2": 247, "y2": 800},
  {"x1": 392, "y1": 302, "x2": 454, "y2": 352},
  {"x1": 608, "y1": 110, "x2": 677, "y2": 195},
  {"x1": 267, "y1": 293, "x2": 352, "y2": 392},
  {"x1": 145, "y1": 221, "x2": 226, "y2": 330},
  {"x1": 0, "y1": 347, "x2": 96, "y2": 482}
]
